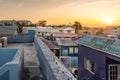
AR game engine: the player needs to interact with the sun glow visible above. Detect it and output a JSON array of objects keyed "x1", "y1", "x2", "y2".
[{"x1": 104, "y1": 16, "x2": 114, "y2": 25}]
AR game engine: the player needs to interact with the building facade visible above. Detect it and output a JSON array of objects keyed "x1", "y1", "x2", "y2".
[
  {"x1": 17, "y1": 20, "x2": 32, "y2": 25},
  {"x1": 78, "y1": 35, "x2": 120, "y2": 80},
  {"x1": 56, "y1": 38, "x2": 78, "y2": 68},
  {"x1": 0, "y1": 20, "x2": 16, "y2": 26}
]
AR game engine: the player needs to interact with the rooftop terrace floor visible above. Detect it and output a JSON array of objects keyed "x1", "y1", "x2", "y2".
[{"x1": 7, "y1": 43, "x2": 42, "y2": 80}]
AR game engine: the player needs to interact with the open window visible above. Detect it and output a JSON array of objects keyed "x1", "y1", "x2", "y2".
[{"x1": 84, "y1": 58, "x2": 95, "y2": 74}]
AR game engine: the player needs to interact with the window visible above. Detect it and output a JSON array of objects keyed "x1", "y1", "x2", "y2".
[
  {"x1": 74, "y1": 47, "x2": 78, "y2": 54},
  {"x1": 63, "y1": 50, "x2": 68, "y2": 56},
  {"x1": 69, "y1": 47, "x2": 78, "y2": 54},
  {"x1": 84, "y1": 58, "x2": 95, "y2": 74},
  {"x1": 69, "y1": 47, "x2": 74, "y2": 54},
  {"x1": 108, "y1": 64, "x2": 120, "y2": 80}
]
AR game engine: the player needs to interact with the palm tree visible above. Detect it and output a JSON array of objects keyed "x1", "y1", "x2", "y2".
[
  {"x1": 16, "y1": 22, "x2": 23, "y2": 33},
  {"x1": 38, "y1": 20, "x2": 47, "y2": 27},
  {"x1": 73, "y1": 21, "x2": 82, "y2": 34}
]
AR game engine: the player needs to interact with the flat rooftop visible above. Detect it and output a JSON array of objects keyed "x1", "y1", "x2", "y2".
[
  {"x1": 7, "y1": 43, "x2": 42, "y2": 80},
  {"x1": 42, "y1": 39, "x2": 59, "y2": 49}
]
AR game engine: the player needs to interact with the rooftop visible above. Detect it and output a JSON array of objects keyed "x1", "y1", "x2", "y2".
[
  {"x1": 56, "y1": 38, "x2": 78, "y2": 46},
  {"x1": 63, "y1": 27, "x2": 75, "y2": 30},
  {"x1": 78, "y1": 35, "x2": 120, "y2": 58},
  {"x1": 52, "y1": 33, "x2": 78, "y2": 37},
  {"x1": 23, "y1": 27, "x2": 36, "y2": 30},
  {"x1": 42, "y1": 39, "x2": 59, "y2": 49},
  {"x1": 4, "y1": 35, "x2": 76, "y2": 80},
  {"x1": 7, "y1": 43, "x2": 41, "y2": 80}
]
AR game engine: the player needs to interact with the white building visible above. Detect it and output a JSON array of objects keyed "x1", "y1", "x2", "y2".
[
  {"x1": 0, "y1": 20, "x2": 16, "y2": 26},
  {"x1": 61, "y1": 27, "x2": 75, "y2": 34},
  {"x1": 17, "y1": 20, "x2": 32, "y2": 25},
  {"x1": 36, "y1": 26, "x2": 52, "y2": 33}
]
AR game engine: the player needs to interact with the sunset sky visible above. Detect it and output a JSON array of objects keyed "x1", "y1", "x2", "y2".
[{"x1": 0, "y1": 0, "x2": 120, "y2": 27}]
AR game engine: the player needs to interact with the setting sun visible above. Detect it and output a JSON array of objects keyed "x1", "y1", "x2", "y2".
[{"x1": 104, "y1": 17, "x2": 114, "y2": 25}]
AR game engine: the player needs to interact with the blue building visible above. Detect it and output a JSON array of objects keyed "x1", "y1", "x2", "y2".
[
  {"x1": 78, "y1": 35, "x2": 120, "y2": 80},
  {"x1": 56, "y1": 38, "x2": 78, "y2": 56},
  {"x1": 0, "y1": 48, "x2": 24, "y2": 80},
  {"x1": 56, "y1": 38, "x2": 78, "y2": 68}
]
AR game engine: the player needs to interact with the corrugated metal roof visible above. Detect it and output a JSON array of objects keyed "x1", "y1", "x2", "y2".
[{"x1": 78, "y1": 35, "x2": 120, "y2": 57}]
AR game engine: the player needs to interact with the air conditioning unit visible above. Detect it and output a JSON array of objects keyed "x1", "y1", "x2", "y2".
[{"x1": 1, "y1": 37, "x2": 7, "y2": 48}]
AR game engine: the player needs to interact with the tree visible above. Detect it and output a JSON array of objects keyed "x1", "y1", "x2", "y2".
[
  {"x1": 38, "y1": 20, "x2": 47, "y2": 27},
  {"x1": 16, "y1": 22, "x2": 25, "y2": 33},
  {"x1": 73, "y1": 21, "x2": 82, "y2": 34}
]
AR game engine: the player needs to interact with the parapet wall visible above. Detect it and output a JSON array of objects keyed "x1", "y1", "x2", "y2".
[
  {"x1": 0, "y1": 48, "x2": 18, "y2": 67},
  {"x1": 34, "y1": 36, "x2": 76, "y2": 80},
  {"x1": 34, "y1": 36, "x2": 56, "y2": 80},
  {"x1": 7, "y1": 35, "x2": 34, "y2": 43},
  {"x1": 0, "y1": 48, "x2": 24, "y2": 80}
]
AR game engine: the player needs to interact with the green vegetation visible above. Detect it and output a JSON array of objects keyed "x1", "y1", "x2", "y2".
[
  {"x1": 38, "y1": 20, "x2": 46, "y2": 27},
  {"x1": 73, "y1": 21, "x2": 82, "y2": 34},
  {"x1": 16, "y1": 22, "x2": 23, "y2": 33}
]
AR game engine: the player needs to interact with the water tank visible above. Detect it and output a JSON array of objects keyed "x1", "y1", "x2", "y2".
[
  {"x1": 0, "y1": 43, "x2": 2, "y2": 48},
  {"x1": 1, "y1": 37, "x2": 7, "y2": 47}
]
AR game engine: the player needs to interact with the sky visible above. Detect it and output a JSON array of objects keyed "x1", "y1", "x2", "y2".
[{"x1": 0, "y1": 0, "x2": 120, "y2": 27}]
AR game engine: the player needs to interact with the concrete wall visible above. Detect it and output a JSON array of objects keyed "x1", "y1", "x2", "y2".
[
  {"x1": 0, "y1": 48, "x2": 24, "y2": 80},
  {"x1": 0, "y1": 48, "x2": 18, "y2": 67},
  {"x1": 34, "y1": 36, "x2": 76, "y2": 80},
  {"x1": 7, "y1": 35, "x2": 34, "y2": 43},
  {"x1": 78, "y1": 45, "x2": 106, "y2": 80},
  {"x1": 34, "y1": 36, "x2": 57, "y2": 80}
]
